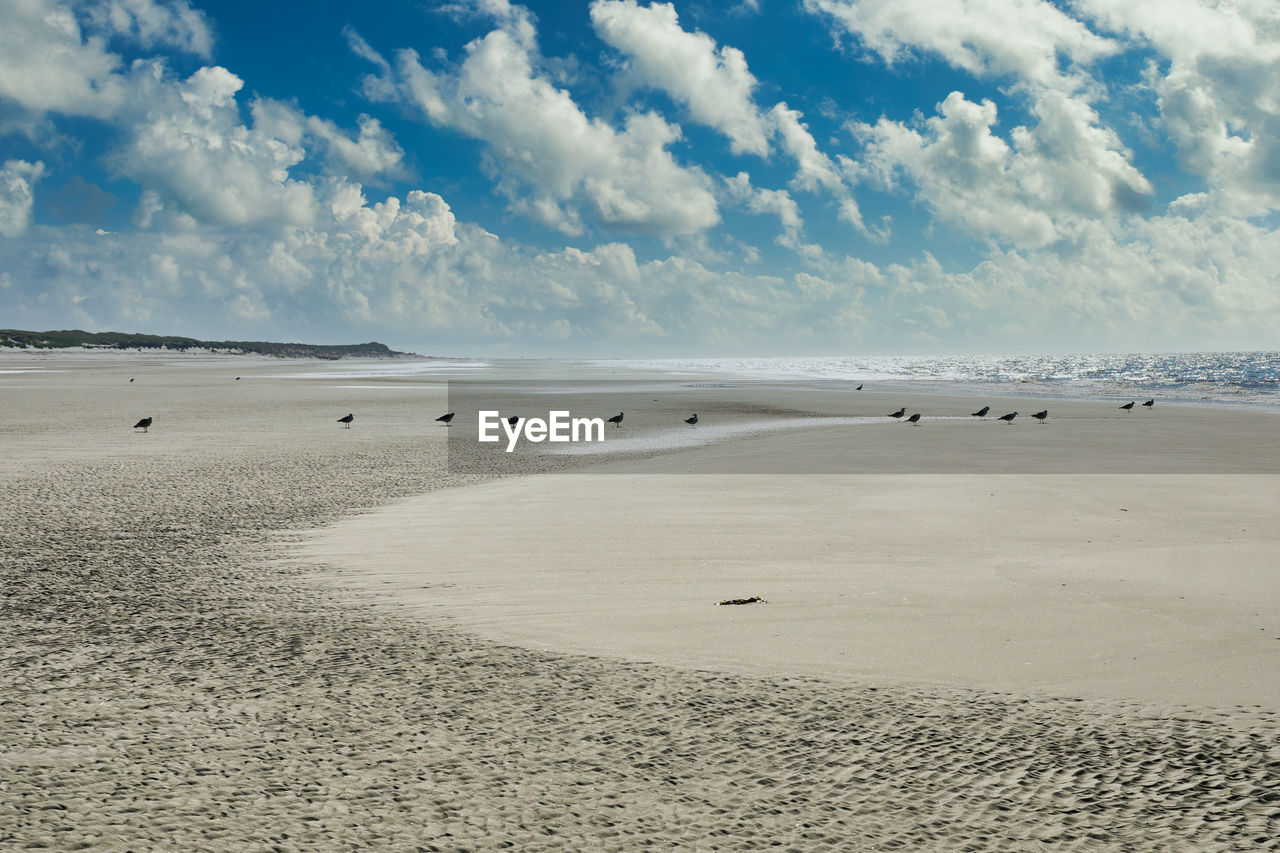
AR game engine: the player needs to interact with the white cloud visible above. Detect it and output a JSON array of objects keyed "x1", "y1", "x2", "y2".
[
  {"x1": 112, "y1": 66, "x2": 317, "y2": 228},
  {"x1": 586, "y1": 3, "x2": 867, "y2": 233},
  {"x1": 805, "y1": 0, "x2": 1115, "y2": 91},
  {"x1": 85, "y1": 0, "x2": 214, "y2": 58},
  {"x1": 724, "y1": 171, "x2": 805, "y2": 250},
  {"x1": 0, "y1": 178, "x2": 465, "y2": 335},
  {"x1": 0, "y1": 159, "x2": 47, "y2": 237},
  {"x1": 769, "y1": 103, "x2": 865, "y2": 232},
  {"x1": 590, "y1": 0, "x2": 771, "y2": 156},
  {"x1": 1073, "y1": 0, "x2": 1279, "y2": 66},
  {"x1": 251, "y1": 99, "x2": 407, "y2": 183},
  {"x1": 0, "y1": 0, "x2": 131, "y2": 119},
  {"x1": 1074, "y1": 0, "x2": 1280, "y2": 215},
  {"x1": 388, "y1": 22, "x2": 719, "y2": 237},
  {"x1": 857, "y1": 90, "x2": 1151, "y2": 248},
  {"x1": 3, "y1": 179, "x2": 1278, "y2": 352}
]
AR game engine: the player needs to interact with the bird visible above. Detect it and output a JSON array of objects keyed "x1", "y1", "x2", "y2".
[
  {"x1": 235, "y1": 377, "x2": 240, "y2": 381},
  {"x1": 971, "y1": 406, "x2": 990, "y2": 417},
  {"x1": 1142, "y1": 399, "x2": 1155, "y2": 408},
  {"x1": 906, "y1": 413, "x2": 922, "y2": 425},
  {"x1": 129, "y1": 378, "x2": 134, "y2": 383},
  {"x1": 607, "y1": 412, "x2": 624, "y2": 428},
  {"x1": 685, "y1": 413, "x2": 698, "y2": 427},
  {"x1": 889, "y1": 407, "x2": 906, "y2": 418},
  {"x1": 1119, "y1": 401, "x2": 1135, "y2": 411},
  {"x1": 856, "y1": 384, "x2": 863, "y2": 391},
  {"x1": 998, "y1": 412, "x2": 1018, "y2": 423},
  {"x1": 1032, "y1": 410, "x2": 1049, "y2": 424},
  {"x1": 338, "y1": 413, "x2": 354, "y2": 428},
  {"x1": 132, "y1": 416, "x2": 152, "y2": 433},
  {"x1": 507, "y1": 415, "x2": 520, "y2": 426},
  {"x1": 436, "y1": 412, "x2": 455, "y2": 425}
]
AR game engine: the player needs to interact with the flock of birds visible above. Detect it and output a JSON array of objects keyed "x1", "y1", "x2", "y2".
[
  {"x1": 128, "y1": 373, "x2": 1156, "y2": 434},
  {"x1": 886, "y1": 398, "x2": 1154, "y2": 426}
]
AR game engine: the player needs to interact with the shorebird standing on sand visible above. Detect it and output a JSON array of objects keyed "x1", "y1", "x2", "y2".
[
  {"x1": 1032, "y1": 410, "x2": 1049, "y2": 424},
  {"x1": 1119, "y1": 401, "x2": 1135, "y2": 411},
  {"x1": 998, "y1": 412, "x2": 1018, "y2": 423},
  {"x1": 507, "y1": 415, "x2": 520, "y2": 427},
  {"x1": 436, "y1": 412, "x2": 455, "y2": 425},
  {"x1": 889, "y1": 407, "x2": 906, "y2": 418},
  {"x1": 133, "y1": 417, "x2": 152, "y2": 433},
  {"x1": 685, "y1": 414, "x2": 698, "y2": 427},
  {"x1": 906, "y1": 413, "x2": 922, "y2": 425},
  {"x1": 971, "y1": 406, "x2": 990, "y2": 417},
  {"x1": 338, "y1": 413, "x2": 354, "y2": 428},
  {"x1": 1143, "y1": 399, "x2": 1155, "y2": 408},
  {"x1": 607, "y1": 412, "x2": 624, "y2": 428}
]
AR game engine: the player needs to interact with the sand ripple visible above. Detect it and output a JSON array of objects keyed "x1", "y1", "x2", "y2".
[{"x1": 2, "y1": 443, "x2": 1277, "y2": 851}]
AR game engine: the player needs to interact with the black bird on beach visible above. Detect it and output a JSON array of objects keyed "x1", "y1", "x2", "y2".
[
  {"x1": 998, "y1": 412, "x2": 1018, "y2": 423},
  {"x1": 1119, "y1": 401, "x2": 1135, "y2": 411},
  {"x1": 856, "y1": 384, "x2": 863, "y2": 391},
  {"x1": 971, "y1": 406, "x2": 990, "y2": 417},
  {"x1": 685, "y1": 413, "x2": 699, "y2": 427},
  {"x1": 129, "y1": 378, "x2": 134, "y2": 382},
  {"x1": 133, "y1": 416, "x2": 152, "y2": 433},
  {"x1": 1032, "y1": 410, "x2": 1049, "y2": 424},
  {"x1": 889, "y1": 407, "x2": 906, "y2": 418},
  {"x1": 436, "y1": 412, "x2": 455, "y2": 425},
  {"x1": 607, "y1": 412, "x2": 624, "y2": 428},
  {"x1": 1143, "y1": 399, "x2": 1155, "y2": 408},
  {"x1": 507, "y1": 415, "x2": 520, "y2": 426},
  {"x1": 235, "y1": 376, "x2": 240, "y2": 381},
  {"x1": 338, "y1": 413, "x2": 354, "y2": 428},
  {"x1": 906, "y1": 413, "x2": 922, "y2": 425}
]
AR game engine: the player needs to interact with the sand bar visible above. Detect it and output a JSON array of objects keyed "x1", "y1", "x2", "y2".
[{"x1": 309, "y1": 388, "x2": 1280, "y2": 709}]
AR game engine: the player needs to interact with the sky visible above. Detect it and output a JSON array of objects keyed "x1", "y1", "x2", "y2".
[{"x1": 1, "y1": 0, "x2": 1279, "y2": 356}]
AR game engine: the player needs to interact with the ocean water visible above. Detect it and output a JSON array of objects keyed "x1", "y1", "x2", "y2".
[{"x1": 593, "y1": 352, "x2": 1280, "y2": 410}]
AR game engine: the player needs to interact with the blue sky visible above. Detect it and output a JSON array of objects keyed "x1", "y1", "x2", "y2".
[{"x1": 2, "y1": 0, "x2": 1279, "y2": 356}]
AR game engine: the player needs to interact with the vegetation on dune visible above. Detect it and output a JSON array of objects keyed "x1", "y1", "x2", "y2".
[{"x1": 0, "y1": 329, "x2": 405, "y2": 359}]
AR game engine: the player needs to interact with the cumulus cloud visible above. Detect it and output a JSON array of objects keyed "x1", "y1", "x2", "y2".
[
  {"x1": 769, "y1": 103, "x2": 865, "y2": 231},
  {"x1": 590, "y1": 0, "x2": 771, "y2": 156},
  {"x1": 111, "y1": 66, "x2": 316, "y2": 227},
  {"x1": 84, "y1": 0, "x2": 214, "y2": 57},
  {"x1": 383, "y1": 17, "x2": 718, "y2": 237},
  {"x1": 1074, "y1": 0, "x2": 1280, "y2": 215},
  {"x1": 857, "y1": 90, "x2": 1151, "y2": 248},
  {"x1": 0, "y1": 0, "x2": 132, "y2": 119},
  {"x1": 586, "y1": 2, "x2": 867, "y2": 232},
  {"x1": 0, "y1": 178, "x2": 464, "y2": 334},
  {"x1": 0, "y1": 159, "x2": 47, "y2": 237},
  {"x1": 251, "y1": 99, "x2": 407, "y2": 183},
  {"x1": 804, "y1": 0, "x2": 1115, "y2": 92},
  {"x1": 724, "y1": 171, "x2": 805, "y2": 249}
]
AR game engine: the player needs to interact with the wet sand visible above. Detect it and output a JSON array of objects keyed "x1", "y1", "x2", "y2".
[{"x1": 3, "y1": 352, "x2": 1277, "y2": 851}]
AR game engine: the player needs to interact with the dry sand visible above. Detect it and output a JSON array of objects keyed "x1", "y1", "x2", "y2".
[{"x1": 2, "y1": 352, "x2": 1278, "y2": 851}]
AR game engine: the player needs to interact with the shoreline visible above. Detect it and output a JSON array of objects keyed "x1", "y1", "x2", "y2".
[{"x1": 6, "y1": 348, "x2": 1280, "y2": 413}]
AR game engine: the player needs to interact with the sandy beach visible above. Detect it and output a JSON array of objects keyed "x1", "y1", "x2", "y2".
[{"x1": 3, "y1": 352, "x2": 1278, "y2": 851}]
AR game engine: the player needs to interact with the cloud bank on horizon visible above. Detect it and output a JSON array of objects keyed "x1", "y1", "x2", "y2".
[{"x1": 1, "y1": 0, "x2": 1278, "y2": 355}]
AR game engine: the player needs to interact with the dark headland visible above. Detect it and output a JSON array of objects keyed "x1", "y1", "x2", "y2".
[{"x1": 0, "y1": 329, "x2": 406, "y2": 359}]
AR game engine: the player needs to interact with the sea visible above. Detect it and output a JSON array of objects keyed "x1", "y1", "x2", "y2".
[
  {"x1": 250, "y1": 351, "x2": 1280, "y2": 411},
  {"x1": 586, "y1": 352, "x2": 1280, "y2": 411}
]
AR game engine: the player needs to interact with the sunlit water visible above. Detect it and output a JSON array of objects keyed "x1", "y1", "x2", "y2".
[{"x1": 589, "y1": 353, "x2": 1280, "y2": 410}]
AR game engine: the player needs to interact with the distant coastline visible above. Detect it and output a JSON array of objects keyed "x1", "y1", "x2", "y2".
[{"x1": 0, "y1": 329, "x2": 410, "y2": 359}]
